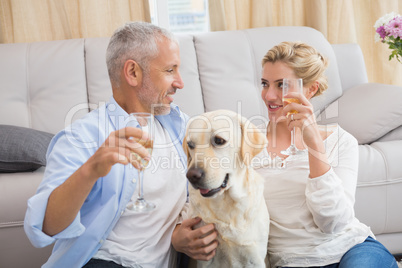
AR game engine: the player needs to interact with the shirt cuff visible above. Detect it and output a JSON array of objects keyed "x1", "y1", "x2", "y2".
[{"x1": 24, "y1": 189, "x2": 85, "y2": 248}]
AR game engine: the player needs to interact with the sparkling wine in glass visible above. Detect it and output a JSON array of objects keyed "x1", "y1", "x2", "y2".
[
  {"x1": 127, "y1": 112, "x2": 156, "y2": 212},
  {"x1": 280, "y1": 78, "x2": 305, "y2": 156}
]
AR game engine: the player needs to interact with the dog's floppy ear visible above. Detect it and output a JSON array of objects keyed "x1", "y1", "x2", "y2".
[
  {"x1": 182, "y1": 131, "x2": 191, "y2": 166},
  {"x1": 239, "y1": 116, "x2": 268, "y2": 165}
]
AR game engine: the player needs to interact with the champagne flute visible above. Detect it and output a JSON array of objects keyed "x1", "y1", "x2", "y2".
[
  {"x1": 127, "y1": 112, "x2": 156, "y2": 212},
  {"x1": 280, "y1": 78, "x2": 305, "y2": 156}
]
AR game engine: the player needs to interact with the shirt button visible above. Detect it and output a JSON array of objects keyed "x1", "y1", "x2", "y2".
[
  {"x1": 132, "y1": 179, "x2": 136, "y2": 183},
  {"x1": 99, "y1": 239, "x2": 104, "y2": 244}
]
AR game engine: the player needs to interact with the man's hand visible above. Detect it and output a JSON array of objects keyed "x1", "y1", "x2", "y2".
[
  {"x1": 86, "y1": 127, "x2": 151, "y2": 179},
  {"x1": 172, "y1": 217, "x2": 218, "y2": 261}
]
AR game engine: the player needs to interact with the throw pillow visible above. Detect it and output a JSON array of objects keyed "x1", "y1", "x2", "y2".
[{"x1": 0, "y1": 125, "x2": 54, "y2": 173}]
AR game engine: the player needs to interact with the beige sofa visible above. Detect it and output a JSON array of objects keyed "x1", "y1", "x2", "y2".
[{"x1": 1, "y1": 26, "x2": 401, "y2": 267}]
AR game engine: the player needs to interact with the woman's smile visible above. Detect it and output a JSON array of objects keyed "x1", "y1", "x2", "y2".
[{"x1": 267, "y1": 103, "x2": 283, "y2": 112}]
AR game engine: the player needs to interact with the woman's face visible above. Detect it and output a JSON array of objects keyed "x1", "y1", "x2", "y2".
[{"x1": 261, "y1": 61, "x2": 299, "y2": 122}]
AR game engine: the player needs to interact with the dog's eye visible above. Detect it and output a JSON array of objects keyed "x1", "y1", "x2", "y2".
[
  {"x1": 187, "y1": 141, "x2": 195, "y2": 149},
  {"x1": 213, "y1": 136, "x2": 226, "y2": 146}
]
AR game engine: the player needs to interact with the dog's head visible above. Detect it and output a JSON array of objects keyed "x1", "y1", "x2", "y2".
[{"x1": 183, "y1": 110, "x2": 268, "y2": 198}]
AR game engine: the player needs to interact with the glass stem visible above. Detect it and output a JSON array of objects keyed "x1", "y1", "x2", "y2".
[
  {"x1": 291, "y1": 127, "x2": 296, "y2": 148},
  {"x1": 137, "y1": 170, "x2": 144, "y2": 201}
]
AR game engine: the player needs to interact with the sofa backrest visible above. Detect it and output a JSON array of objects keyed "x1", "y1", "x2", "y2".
[
  {"x1": 0, "y1": 26, "x2": 349, "y2": 135},
  {"x1": 0, "y1": 40, "x2": 89, "y2": 134}
]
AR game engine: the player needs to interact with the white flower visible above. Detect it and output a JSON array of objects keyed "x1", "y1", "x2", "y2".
[{"x1": 374, "y1": 12, "x2": 398, "y2": 28}]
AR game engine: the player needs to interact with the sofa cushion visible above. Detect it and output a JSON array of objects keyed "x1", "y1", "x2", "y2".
[
  {"x1": 0, "y1": 125, "x2": 53, "y2": 173},
  {"x1": 174, "y1": 34, "x2": 205, "y2": 117},
  {"x1": 194, "y1": 30, "x2": 268, "y2": 119},
  {"x1": 318, "y1": 83, "x2": 402, "y2": 144},
  {"x1": 84, "y1": 37, "x2": 113, "y2": 108},
  {"x1": 331, "y1": 43, "x2": 368, "y2": 91},
  {"x1": 0, "y1": 42, "x2": 31, "y2": 128}
]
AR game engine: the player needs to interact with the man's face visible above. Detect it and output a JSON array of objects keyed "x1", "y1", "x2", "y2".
[{"x1": 138, "y1": 38, "x2": 184, "y2": 115}]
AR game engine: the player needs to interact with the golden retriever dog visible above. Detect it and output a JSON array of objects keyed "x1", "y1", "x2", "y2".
[{"x1": 183, "y1": 110, "x2": 270, "y2": 268}]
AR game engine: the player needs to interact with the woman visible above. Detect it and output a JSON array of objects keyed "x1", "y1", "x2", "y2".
[{"x1": 255, "y1": 41, "x2": 398, "y2": 268}]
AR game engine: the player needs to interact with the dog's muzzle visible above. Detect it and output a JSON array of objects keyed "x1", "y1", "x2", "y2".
[{"x1": 186, "y1": 167, "x2": 229, "y2": 197}]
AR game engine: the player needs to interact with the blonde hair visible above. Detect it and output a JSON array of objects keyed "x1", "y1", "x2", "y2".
[{"x1": 262, "y1": 41, "x2": 329, "y2": 97}]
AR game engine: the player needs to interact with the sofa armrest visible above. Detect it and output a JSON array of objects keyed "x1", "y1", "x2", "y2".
[
  {"x1": 332, "y1": 43, "x2": 368, "y2": 92},
  {"x1": 318, "y1": 83, "x2": 402, "y2": 144}
]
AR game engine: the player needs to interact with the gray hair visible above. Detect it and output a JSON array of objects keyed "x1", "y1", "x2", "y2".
[{"x1": 106, "y1": 21, "x2": 177, "y2": 87}]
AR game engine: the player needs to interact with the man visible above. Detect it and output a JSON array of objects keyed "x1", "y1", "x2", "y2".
[{"x1": 24, "y1": 21, "x2": 217, "y2": 268}]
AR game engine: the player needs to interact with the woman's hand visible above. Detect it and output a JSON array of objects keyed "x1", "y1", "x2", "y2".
[
  {"x1": 282, "y1": 91, "x2": 321, "y2": 148},
  {"x1": 282, "y1": 91, "x2": 330, "y2": 178}
]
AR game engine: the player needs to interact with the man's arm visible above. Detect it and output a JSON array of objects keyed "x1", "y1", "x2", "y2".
[{"x1": 43, "y1": 127, "x2": 150, "y2": 236}]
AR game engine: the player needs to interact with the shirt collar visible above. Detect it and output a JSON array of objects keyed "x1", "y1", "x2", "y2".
[
  {"x1": 105, "y1": 96, "x2": 130, "y2": 130},
  {"x1": 105, "y1": 96, "x2": 184, "y2": 130}
]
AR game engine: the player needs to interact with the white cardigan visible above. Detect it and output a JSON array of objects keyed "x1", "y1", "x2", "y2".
[{"x1": 254, "y1": 125, "x2": 373, "y2": 268}]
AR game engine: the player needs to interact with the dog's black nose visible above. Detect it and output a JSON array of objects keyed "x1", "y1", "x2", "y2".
[{"x1": 186, "y1": 167, "x2": 205, "y2": 184}]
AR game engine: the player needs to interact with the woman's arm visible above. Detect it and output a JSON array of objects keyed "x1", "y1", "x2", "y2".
[
  {"x1": 305, "y1": 128, "x2": 359, "y2": 233},
  {"x1": 283, "y1": 92, "x2": 359, "y2": 234}
]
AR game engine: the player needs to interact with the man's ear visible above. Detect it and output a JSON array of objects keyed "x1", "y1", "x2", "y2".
[
  {"x1": 123, "y1": 59, "x2": 142, "y2": 87},
  {"x1": 306, "y1": 81, "x2": 319, "y2": 99}
]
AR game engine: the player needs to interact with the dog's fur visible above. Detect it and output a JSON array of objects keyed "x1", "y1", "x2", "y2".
[{"x1": 183, "y1": 110, "x2": 270, "y2": 268}]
